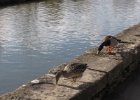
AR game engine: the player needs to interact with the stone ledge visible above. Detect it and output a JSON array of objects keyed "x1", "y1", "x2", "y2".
[{"x1": 0, "y1": 23, "x2": 140, "y2": 100}]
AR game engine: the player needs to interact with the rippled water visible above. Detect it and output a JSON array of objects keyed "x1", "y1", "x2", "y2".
[{"x1": 0, "y1": 0, "x2": 140, "y2": 94}]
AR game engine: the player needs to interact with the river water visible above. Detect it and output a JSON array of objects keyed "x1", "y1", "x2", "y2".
[{"x1": 0, "y1": 0, "x2": 140, "y2": 95}]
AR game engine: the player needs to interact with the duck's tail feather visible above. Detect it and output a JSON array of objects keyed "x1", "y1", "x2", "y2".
[{"x1": 119, "y1": 41, "x2": 134, "y2": 44}]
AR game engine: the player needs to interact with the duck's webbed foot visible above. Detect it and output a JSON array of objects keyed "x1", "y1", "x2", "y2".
[
  {"x1": 72, "y1": 77, "x2": 77, "y2": 82},
  {"x1": 107, "y1": 47, "x2": 112, "y2": 53}
]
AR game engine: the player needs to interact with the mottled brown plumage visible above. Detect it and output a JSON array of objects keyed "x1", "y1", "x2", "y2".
[{"x1": 55, "y1": 63, "x2": 88, "y2": 84}]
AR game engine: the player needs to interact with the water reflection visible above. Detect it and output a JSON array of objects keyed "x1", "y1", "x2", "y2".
[{"x1": 0, "y1": 0, "x2": 140, "y2": 94}]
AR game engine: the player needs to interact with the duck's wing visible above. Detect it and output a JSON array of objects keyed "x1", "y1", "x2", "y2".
[
  {"x1": 71, "y1": 63, "x2": 88, "y2": 73},
  {"x1": 102, "y1": 36, "x2": 112, "y2": 42},
  {"x1": 103, "y1": 35, "x2": 121, "y2": 42},
  {"x1": 111, "y1": 36, "x2": 121, "y2": 42}
]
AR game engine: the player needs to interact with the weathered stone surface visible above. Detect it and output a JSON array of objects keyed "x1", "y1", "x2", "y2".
[{"x1": 0, "y1": 23, "x2": 140, "y2": 100}]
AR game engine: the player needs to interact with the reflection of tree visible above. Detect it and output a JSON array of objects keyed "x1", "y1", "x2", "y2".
[
  {"x1": 112, "y1": 0, "x2": 136, "y2": 32},
  {"x1": 42, "y1": 0, "x2": 64, "y2": 27},
  {"x1": 0, "y1": 1, "x2": 63, "y2": 51},
  {"x1": 113, "y1": 0, "x2": 135, "y2": 12},
  {"x1": 113, "y1": 0, "x2": 135, "y2": 8},
  {"x1": 0, "y1": 0, "x2": 65, "y2": 51},
  {"x1": 14, "y1": 1, "x2": 65, "y2": 52}
]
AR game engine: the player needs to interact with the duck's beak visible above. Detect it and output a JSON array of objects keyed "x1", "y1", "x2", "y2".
[
  {"x1": 55, "y1": 77, "x2": 59, "y2": 85},
  {"x1": 97, "y1": 50, "x2": 100, "y2": 54},
  {"x1": 55, "y1": 71, "x2": 62, "y2": 85}
]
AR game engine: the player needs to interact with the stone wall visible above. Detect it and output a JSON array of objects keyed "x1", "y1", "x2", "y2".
[{"x1": 0, "y1": 23, "x2": 140, "y2": 100}]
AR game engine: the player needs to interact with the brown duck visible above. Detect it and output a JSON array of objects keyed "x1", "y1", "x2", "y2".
[
  {"x1": 55, "y1": 63, "x2": 88, "y2": 84},
  {"x1": 97, "y1": 35, "x2": 122, "y2": 54}
]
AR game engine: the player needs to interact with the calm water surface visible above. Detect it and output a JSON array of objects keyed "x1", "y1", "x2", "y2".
[{"x1": 0, "y1": 0, "x2": 140, "y2": 94}]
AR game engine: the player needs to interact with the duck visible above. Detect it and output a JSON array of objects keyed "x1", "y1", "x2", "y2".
[
  {"x1": 55, "y1": 63, "x2": 88, "y2": 84},
  {"x1": 97, "y1": 35, "x2": 121, "y2": 54}
]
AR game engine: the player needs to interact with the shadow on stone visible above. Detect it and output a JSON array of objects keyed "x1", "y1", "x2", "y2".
[
  {"x1": 57, "y1": 84, "x2": 80, "y2": 90},
  {"x1": 135, "y1": 34, "x2": 140, "y2": 37},
  {"x1": 87, "y1": 68, "x2": 108, "y2": 74}
]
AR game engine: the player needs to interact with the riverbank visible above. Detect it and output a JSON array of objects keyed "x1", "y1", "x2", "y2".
[{"x1": 0, "y1": 23, "x2": 140, "y2": 100}]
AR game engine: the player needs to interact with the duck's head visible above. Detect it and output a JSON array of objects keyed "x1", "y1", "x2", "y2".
[
  {"x1": 97, "y1": 43, "x2": 104, "y2": 54},
  {"x1": 97, "y1": 39, "x2": 111, "y2": 54},
  {"x1": 55, "y1": 71, "x2": 65, "y2": 84}
]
